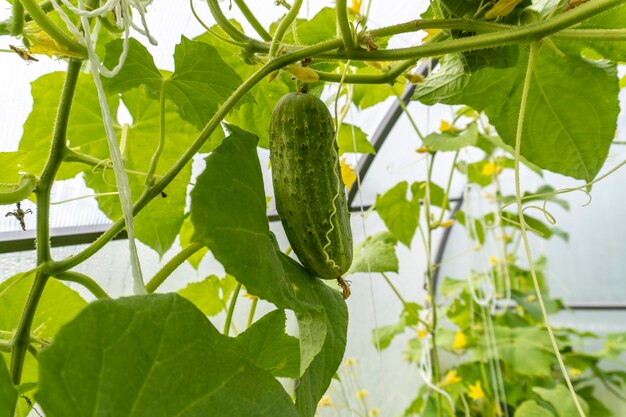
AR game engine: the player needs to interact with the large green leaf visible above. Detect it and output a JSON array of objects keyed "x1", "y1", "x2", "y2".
[
  {"x1": 414, "y1": 47, "x2": 619, "y2": 181},
  {"x1": 279, "y1": 254, "x2": 348, "y2": 417},
  {"x1": 533, "y1": 385, "x2": 589, "y2": 417},
  {"x1": 375, "y1": 181, "x2": 421, "y2": 247},
  {"x1": 422, "y1": 123, "x2": 478, "y2": 151},
  {"x1": 190, "y1": 125, "x2": 312, "y2": 312},
  {"x1": 0, "y1": 273, "x2": 86, "y2": 415},
  {"x1": 104, "y1": 37, "x2": 246, "y2": 130},
  {"x1": 484, "y1": 326, "x2": 553, "y2": 377},
  {"x1": 36, "y1": 294, "x2": 299, "y2": 417},
  {"x1": 236, "y1": 310, "x2": 300, "y2": 378},
  {"x1": 83, "y1": 87, "x2": 197, "y2": 256},
  {"x1": 514, "y1": 400, "x2": 554, "y2": 417},
  {"x1": 0, "y1": 355, "x2": 17, "y2": 417},
  {"x1": 349, "y1": 231, "x2": 399, "y2": 274},
  {"x1": 0, "y1": 151, "x2": 27, "y2": 184},
  {"x1": 19, "y1": 72, "x2": 119, "y2": 181}
]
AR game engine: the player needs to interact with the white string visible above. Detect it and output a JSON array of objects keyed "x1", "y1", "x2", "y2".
[
  {"x1": 48, "y1": 0, "x2": 159, "y2": 294},
  {"x1": 418, "y1": 335, "x2": 456, "y2": 413}
]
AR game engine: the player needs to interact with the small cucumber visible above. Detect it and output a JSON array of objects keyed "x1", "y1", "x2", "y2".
[{"x1": 270, "y1": 92, "x2": 353, "y2": 297}]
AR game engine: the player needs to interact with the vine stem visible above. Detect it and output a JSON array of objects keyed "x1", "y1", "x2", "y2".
[
  {"x1": 53, "y1": 271, "x2": 110, "y2": 299},
  {"x1": 19, "y1": 0, "x2": 86, "y2": 57},
  {"x1": 246, "y1": 297, "x2": 258, "y2": 328},
  {"x1": 224, "y1": 283, "x2": 242, "y2": 336},
  {"x1": 269, "y1": 0, "x2": 303, "y2": 58},
  {"x1": 145, "y1": 242, "x2": 204, "y2": 293},
  {"x1": 10, "y1": 59, "x2": 82, "y2": 385},
  {"x1": 233, "y1": 0, "x2": 271, "y2": 41},
  {"x1": 145, "y1": 81, "x2": 167, "y2": 188},
  {"x1": 513, "y1": 42, "x2": 586, "y2": 417},
  {"x1": 336, "y1": 0, "x2": 354, "y2": 50}
]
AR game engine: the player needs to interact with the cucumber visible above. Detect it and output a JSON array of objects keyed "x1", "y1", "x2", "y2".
[{"x1": 270, "y1": 92, "x2": 353, "y2": 298}]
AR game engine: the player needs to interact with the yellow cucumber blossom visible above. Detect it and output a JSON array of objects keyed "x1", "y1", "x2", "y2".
[
  {"x1": 23, "y1": 22, "x2": 83, "y2": 59},
  {"x1": 452, "y1": 331, "x2": 467, "y2": 350},
  {"x1": 440, "y1": 370, "x2": 462, "y2": 387},
  {"x1": 468, "y1": 381, "x2": 485, "y2": 401}
]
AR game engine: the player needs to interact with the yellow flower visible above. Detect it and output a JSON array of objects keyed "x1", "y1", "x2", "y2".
[
  {"x1": 422, "y1": 28, "x2": 441, "y2": 42},
  {"x1": 440, "y1": 370, "x2": 462, "y2": 387},
  {"x1": 356, "y1": 389, "x2": 369, "y2": 400},
  {"x1": 318, "y1": 395, "x2": 332, "y2": 407},
  {"x1": 345, "y1": 358, "x2": 357, "y2": 367},
  {"x1": 370, "y1": 409, "x2": 381, "y2": 416},
  {"x1": 404, "y1": 72, "x2": 424, "y2": 84},
  {"x1": 569, "y1": 368, "x2": 582, "y2": 377},
  {"x1": 340, "y1": 158, "x2": 357, "y2": 190},
  {"x1": 488, "y1": 256, "x2": 498, "y2": 265},
  {"x1": 417, "y1": 327, "x2": 428, "y2": 340},
  {"x1": 439, "y1": 120, "x2": 459, "y2": 133},
  {"x1": 23, "y1": 22, "x2": 83, "y2": 58},
  {"x1": 349, "y1": 0, "x2": 362, "y2": 14},
  {"x1": 481, "y1": 162, "x2": 503, "y2": 176},
  {"x1": 441, "y1": 219, "x2": 455, "y2": 228},
  {"x1": 468, "y1": 381, "x2": 485, "y2": 401},
  {"x1": 452, "y1": 331, "x2": 467, "y2": 350}
]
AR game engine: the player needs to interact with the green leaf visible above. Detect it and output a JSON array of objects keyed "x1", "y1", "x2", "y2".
[
  {"x1": 499, "y1": 211, "x2": 568, "y2": 241},
  {"x1": 236, "y1": 310, "x2": 300, "y2": 378},
  {"x1": 225, "y1": 79, "x2": 290, "y2": 148},
  {"x1": 0, "y1": 355, "x2": 17, "y2": 417},
  {"x1": 511, "y1": 290, "x2": 563, "y2": 321},
  {"x1": 411, "y1": 181, "x2": 449, "y2": 209},
  {"x1": 422, "y1": 123, "x2": 479, "y2": 151},
  {"x1": 104, "y1": 37, "x2": 247, "y2": 130},
  {"x1": 279, "y1": 254, "x2": 348, "y2": 417},
  {"x1": 178, "y1": 216, "x2": 208, "y2": 269},
  {"x1": 373, "y1": 320, "x2": 406, "y2": 351},
  {"x1": 282, "y1": 8, "x2": 337, "y2": 45},
  {"x1": 414, "y1": 48, "x2": 619, "y2": 181},
  {"x1": 376, "y1": 182, "x2": 421, "y2": 247},
  {"x1": 177, "y1": 274, "x2": 236, "y2": 317},
  {"x1": 19, "y1": 72, "x2": 119, "y2": 180},
  {"x1": 577, "y1": 4, "x2": 626, "y2": 62},
  {"x1": 533, "y1": 385, "x2": 590, "y2": 417},
  {"x1": 0, "y1": 273, "x2": 86, "y2": 389},
  {"x1": 485, "y1": 326, "x2": 553, "y2": 377},
  {"x1": 190, "y1": 125, "x2": 312, "y2": 312},
  {"x1": 514, "y1": 400, "x2": 554, "y2": 417},
  {"x1": 349, "y1": 231, "x2": 399, "y2": 274},
  {"x1": 102, "y1": 38, "x2": 163, "y2": 94},
  {"x1": 0, "y1": 151, "x2": 27, "y2": 184},
  {"x1": 338, "y1": 124, "x2": 375, "y2": 155},
  {"x1": 167, "y1": 36, "x2": 250, "y2": 129},
  {"x1": 36, "y1": 294, "x2": 299, "y2": 417},
  {"x1": 352, "y1": 67, "x2": 406, "y2": 109},
  {"x1": 83, "y1": 87, "x2": 197, "y2": 256}
]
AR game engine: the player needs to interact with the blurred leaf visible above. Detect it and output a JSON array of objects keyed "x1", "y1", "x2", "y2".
[
  {"x1": 533, "y1": 385, "x2": 589, "y2": 417},
  {"x1": 349, "y1": 231, "x2": 399, "y2": 274},
  {"x1": 177, "y1": 274, "x2": 236, "y2": 317},
  {"x1": 376, "y1": 182, "x2": 421, "y2": 247},
  {"x1": 373, "y1": 321, "x2": 406, "y2": 351},
  {"x1": 422, "y1": 123, "x2": 478, "y2": 151},
  {"x1": 411, "y1": 181, "x2": 449, "y2": 209},
  {"x1": 353, "y1": 67, "x2": 406, "y2": 109},
  {"x1": 36, "y1": 294, "x2": 299, "y2": 417},
  {"x1": 488, "y1": 326, "x2": 553, "y2": 377},
  {"x1": 236, "y1": 310, "x2": 300, "y2": 378},
  {"x1": 511, "y1": 290, "x2": 563, "y2": 321},
  {"x1": 338, "y1": 124, "x2": 375, "y2": 155},
  {"x1": 514, "y1": 400, "x2": 554, "y2": 417}
]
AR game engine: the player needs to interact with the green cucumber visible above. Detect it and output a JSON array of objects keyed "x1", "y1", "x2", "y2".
[{"x1": 270, "y1": 92, "x2": 353, "y2": 296}]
